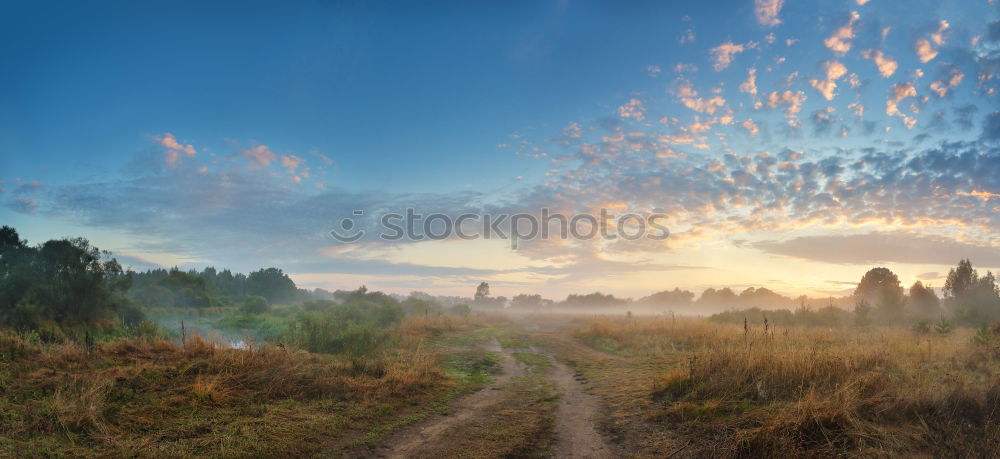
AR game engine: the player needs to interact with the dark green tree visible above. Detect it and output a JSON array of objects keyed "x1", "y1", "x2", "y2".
[
  {"x1": 246, "y1": 267, "x2": 298, "y2": 304},
  {"x1": 0, "y1": 226, "x2": 131, "y2": 329},
  {"x1": 240, "y1": 295, "x2": 270, "y2": 314},
  {"x1": 510, "y1": 293, "x2": 543, "y2": 309},
  {"x1": 854, "y1": 267, "x2": 905, "y2": 318},
  {"x1": 908, "y1": 281, "x2": 941, "y2": 318}
]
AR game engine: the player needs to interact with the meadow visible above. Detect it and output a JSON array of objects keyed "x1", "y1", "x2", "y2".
[
  {"x1": 567, "y1": 315, "x2": 1000, "y2": 457},
  {"x1": 6, "y1": 309, "x2": 1000, "y2": 457}
]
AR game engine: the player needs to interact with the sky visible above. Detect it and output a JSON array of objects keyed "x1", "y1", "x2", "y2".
[{"x1": 2, "y1": 0, "x2": 1000, "y2": 300}]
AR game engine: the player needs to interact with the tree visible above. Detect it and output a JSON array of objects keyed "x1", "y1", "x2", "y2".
[
  {"x1": 510, "y1": 294, "x2": 543, "y2": 309},
  {"x1": 158, "y1": 269, "x2": 210, "y2": 308},
  {"x1": 246, "y1": 268, "x2": 298, "y2": 304},
  {"x1": 0, "y1": 227, "x2": 130, "y2": 329},
  {"x1": 471, "y1": 282, "x2": 506, "y2": 309},
  {"x1": 854, "y1": 300, "x2": 872, "y2": 327},
  {"x1": 561, "y1": 292, "x2": 628, "y2": 308},
  {"x1": 636, "y1": 288, "x2": 695, "y2": 307},
  {"x1": 696, "y1": 288, "x2": 740, "y2": 308},
  {"x1": 908, "y1": 281, "x2": 941, "y2": 318},
  {"x1": 474, "y1": 282, "x2": 490, "y2": 301},
  {"x1": 854, "y1": 267, "x2": 904, "y2": 316},
  {"x1": 944, "y1": 259, "x2": 977, "y2": 301},
  {"x1": 943, "y1": 259, "x2": 1000, "y2": 324},
  {"x1": 334, "y1": 285, "x2": 399, "y2": 307}
]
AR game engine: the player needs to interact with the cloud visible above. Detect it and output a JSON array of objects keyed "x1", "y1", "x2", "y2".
[
  {"x1": 673, "y1": 79, "x2": 727, "y2": 114},
  {"x1": 754, "y1": 232, "x2": 1000, "y2": 267},
  {"x1": 618, "y1": 98, "x2": 646, "y2": 121},
  {"x1": 811, "y1": 106, "x2": 837, "y2": 134},
  {"x1": 886, "y1": 82, "x2": 917, "y2": 127},
  {"x1": 986, "y1": 112, "x2": 1000, "y2": 140},
  {"x1": 742, "y1": 119, "x2": 760, "y2": 136},
  {"x1": 765, "y1": 90, "x2": 807, "y2": 118},
  {"x1": 154, "y1": 133, "x2": 197, "y2": 168},
  {"x1": 240, "y1": 144, "x2": 277, "y2": 167},
  {"x1": 915, "y1": 39, "x2": 938, "y2": 63},
  {"x1": 861, "y1": 49, "x2": 898, "y2": 78},
  {"x1": 824, "y1": 11, "x2": 860, "y2": 56},
  {"x1": 281, "y1": 154, "x2": 304, "y2": 173},
  {"x1": 740, "y1": 68, "x2": 758, "y2": 96},
  {"x1": 8, "y1": 197, "x2": 37, "y2": 215},
  {"x1": 710, "y1": 42, "x2": 746, "y2": 71},
  {"x1": 754, "y1": 0, "x2": 784, "y2": 26},
  {"x1": 155, "y1": 133, "x2": 196, "y2": 156},
  {"x1": 680, "y1": 28, "x2": 695, "y2": 44},
  {"x1": 848, "y1": 102, "x2": 865, "y2": 117},
  {"x1": 809, "y1": 61, "x2": 848, "y2": 100},
  {"x1": 929, "y1": 67, "x2": 964, "y2": 97},
  {"x1": 915, "y1": 21, "x2": 949, "y2": 63},
  {"x1": 13, "y1": 180, "x2": 42, "y2": 194},
  {"x1": 931, "y1": 20, "x2": 949, "y2": 46}
]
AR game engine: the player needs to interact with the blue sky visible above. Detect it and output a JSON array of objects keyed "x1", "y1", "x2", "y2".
[{"x1": 2, "y1": 0, "x2": 999, "y2": 299}]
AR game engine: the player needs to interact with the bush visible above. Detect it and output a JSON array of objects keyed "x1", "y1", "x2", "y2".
[
  {"x1": 936, "y1": 317, "x2": 954, "y2": 335},
  {"x1": 286, "y1": 300, "x2": 404, "y2": 356},
  {"x1": 450, "y1": 303, "x2": 472, "y2": 317},
  {"x1": 240, "y1": 295, "x2": 270, "y2": 315},
  {"x1": 912, "y1": 320, "x2": 931, "y2": 335}
]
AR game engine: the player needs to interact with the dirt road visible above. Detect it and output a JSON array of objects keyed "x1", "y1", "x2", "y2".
[{"x1": 366, "y1": 334, "x2": 614, "y2": 458}]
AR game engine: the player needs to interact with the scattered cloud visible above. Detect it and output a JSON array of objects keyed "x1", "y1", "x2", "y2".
[
  {"x1": 809, "y1": 61, "x2": 848, "y2": 100},
  {"x1": 618, "y1": 98, "x2": 646, "y2": 121},
  {"x1": 929, "y1": 66, "x2": 965, "y2": 97},
  {"x1": 886, "y1": 82, "x2": 918, "y2": 127},
  {"x1": 154, "y1": 132, "x2": 197, "y2": 168},
  {"x1": 740, "y1": 68, "x2": 758, "y2": 96},
  {"x1": 765, "y1": 90, "x2": 807, "y2": 118},
  {"x1": 754, "y1": 0, "x2": 785, "y2": 27},
  {"x1": 673, "y1": 79, "x2": 727, "y2": 114},
  {"x1": 861, "y1": 49, "x2": 898, "y2": 78},
  {"x1": 240, "y1": 144, "x2": 277, "y2": 167},
  {"x1": 915, "y1": 20, "x2": 949, "y2": 63},
  {"x1": 710, "y1": 42, "x2": 746, "y2": 71},
  {"x1": 824, "y1": 11, "x2": 860, "y2": 56}
]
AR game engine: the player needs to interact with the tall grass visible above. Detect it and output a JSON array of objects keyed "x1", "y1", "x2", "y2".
[
  {"x1": 576, "y1": 316, "x2": 1000, "y2": 456},
  {"x1": 0, "y1": 316, "x2": 452, "y2": 456}
]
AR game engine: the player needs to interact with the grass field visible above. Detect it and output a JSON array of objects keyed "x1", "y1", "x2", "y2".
[
  {"x1": 4, "y1": 312, "x2": 1000, "y2": 457},
  {"x1": 567, "y1": 315, "x2": 1000, "y2": 457}
]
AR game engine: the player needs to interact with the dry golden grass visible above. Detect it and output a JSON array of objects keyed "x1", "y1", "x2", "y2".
[
  {"x1": 0, "y1": 315, "x2": 478, "y2": 457},
  {"x1": 573, "y1": 315, "x2": 1000, "y2": 457}
]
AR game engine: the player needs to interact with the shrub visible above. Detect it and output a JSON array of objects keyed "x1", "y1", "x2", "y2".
[
  {"x1": 285, "y1": 300, "x2": 404, "y2": 356},
  {"x1": 241, "y1": 295, "x2": 270, "y2": 315},
  {"x1": 912, "y1": 320, "x2": 931, "y2": 335},
  {"x1": 936, "y1": 317, "x2": 954, "y2": 335}
]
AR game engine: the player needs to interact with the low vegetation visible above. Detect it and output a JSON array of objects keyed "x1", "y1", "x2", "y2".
[
  {"x1": 575, "y1": 315, "x2": 1000, "y2": 456},
  {"x1": 0, "y1": 313, "x2": 499, "y2": 457}
]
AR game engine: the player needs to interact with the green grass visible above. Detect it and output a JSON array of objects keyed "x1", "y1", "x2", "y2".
[
  {"x1": 434, "y1": 326, "x2": 531, "y2": 349},
  {"x1": 512, "y1": 352, "x2": 552, "y2": 370},
  {"x1": 359, "y1": 412, "x2": 429, "y2": 446},
  {"x1": 444, "y1": 350, "x2": 502, "y2": 398}
]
